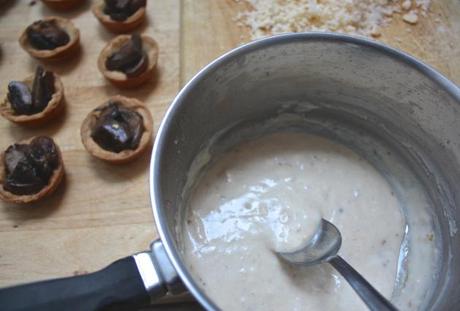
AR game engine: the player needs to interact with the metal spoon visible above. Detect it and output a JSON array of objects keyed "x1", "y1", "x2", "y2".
[{"x1": 276, "y1": 218, "x2": 399, "y2": 311}]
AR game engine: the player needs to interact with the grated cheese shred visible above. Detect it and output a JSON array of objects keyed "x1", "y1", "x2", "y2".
[{"x1": 235, "y1": 0, "x2": 431, "y2": 39}]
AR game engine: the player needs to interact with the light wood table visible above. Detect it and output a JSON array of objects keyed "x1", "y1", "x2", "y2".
[{"x1": 0, "y1": 0, "x2": 459, "y2": 309}]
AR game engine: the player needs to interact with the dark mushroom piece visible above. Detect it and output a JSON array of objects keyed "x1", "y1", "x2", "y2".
[
  {"x1": 7, "y1": 66, "x2": 55, "y2": 116},
  {"x1": 105, "y1": 34, "x2": 148, "y2": 77},
  {"x1": 26, "y1": 20, "x2": 70, "y2": 50},
  {"x1": 7, "y1": 82, "x2": 32, "y2": 115},
  {"x1": 103, "y1": 0, "x2": 146, "y2": 21},
  {"x1": 3, "y1": 136, "x2": 59, "y2": 195},
  {"x1": 90, "y1": 101, "x2": 144, "y2": 153},
  {"x1": 31, "y1": 66, "x2": 55, "y2": 112}
]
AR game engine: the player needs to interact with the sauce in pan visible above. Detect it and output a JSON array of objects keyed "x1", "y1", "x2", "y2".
[{"x1": 181, "y1": 132, "x2": 437, "y2": 311}]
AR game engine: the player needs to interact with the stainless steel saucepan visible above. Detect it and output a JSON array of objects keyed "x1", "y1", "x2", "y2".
[{"x1": 1, "y1": 33, "x2": 459, "y2": 311}]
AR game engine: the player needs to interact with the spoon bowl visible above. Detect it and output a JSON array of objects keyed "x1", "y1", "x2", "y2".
[
  {"x1": 276, "y1": 218, "x2": 399, "y2": 311},
  {"x1": 277, "y1": 219, "x2": 342, "y2": 266}
]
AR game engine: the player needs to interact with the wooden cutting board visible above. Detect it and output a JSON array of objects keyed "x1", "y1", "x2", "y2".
[
  {"x1": 0, "y1": 0, "x2": 180, "y2": 286},
  {"x1": 182, "y1": 0, "x2": 460, "y2": 84},
  {"x1": 0, "y1": 0, "x2": 459, "y2": 299}
]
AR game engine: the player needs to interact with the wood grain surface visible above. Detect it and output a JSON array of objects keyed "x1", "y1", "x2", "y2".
[
  {"x1": 0, "y1": 1, "x2": 459, "y2": 308},
  {"x1": 182, "y1": 0, "x2": 460, "y2": 84},
  {"x1": 0, "y1": 0, "x2": 180, "y2": 287}
]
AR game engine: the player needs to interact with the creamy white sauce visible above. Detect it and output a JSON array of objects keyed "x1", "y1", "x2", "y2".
[{"x1": 181, "y1": 132, "x2": 437, "y2": 311}]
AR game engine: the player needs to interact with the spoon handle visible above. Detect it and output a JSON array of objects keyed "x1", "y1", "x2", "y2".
[{"x1": 329, "y1": 256, "x2": 399, "y2": 311}]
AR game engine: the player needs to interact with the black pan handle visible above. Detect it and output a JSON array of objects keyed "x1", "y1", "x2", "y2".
[{"x1": 0, "y1": 240, "x2": 186, "y2": 311}]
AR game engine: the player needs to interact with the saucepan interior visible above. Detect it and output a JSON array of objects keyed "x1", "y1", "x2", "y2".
[{"x1": 150, "y1": 33, "x2": 460, "y2": 310}]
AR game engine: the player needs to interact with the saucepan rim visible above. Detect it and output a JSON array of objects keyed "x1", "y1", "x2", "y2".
[{"x1": 149, "y1": 32, "x2": 460, "y2": 310}]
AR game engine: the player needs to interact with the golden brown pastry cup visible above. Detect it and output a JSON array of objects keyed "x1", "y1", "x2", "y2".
[
  {"x1": 0, "y1": 137, "x2": 65, "y2": 204},
  {"x1": 97, "y1": 34, "x2": 158, "y2": 88},
  {"x1": 0, "y1": 72, "x2": 64, "y2": 125},
  {"x1": 92, "y1": 0, "x2": 146, "y2": 33},
  {"x1": 41, "y1": 0, "x2": 85, "y2": 10},
  {"x1": 19, "y1": 16, "x2": 80, "y2": 60},
  {"x1": 80, "y1": 95, "x2": 154, "y2": 164}
]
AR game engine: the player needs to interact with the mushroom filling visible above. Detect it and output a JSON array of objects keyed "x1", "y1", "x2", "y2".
[
  {"x1": 103, "y1": 0, "x2": 146, "y2": 21},
  {"x1": 91, "y1": 101, "x2": 144, "y2": 153},
  {"x1": 7, "y1": 66, "x2": 55, "y2": 115},
  {"x1": 26, "y1": 20, "x2": 70, "y2": 50},
  {"x1": 105, "y1": 34, "x2": 148, "y2": 77},
  {"x1": 3, "y1": 136, "x2": 59, "y2": 195}
]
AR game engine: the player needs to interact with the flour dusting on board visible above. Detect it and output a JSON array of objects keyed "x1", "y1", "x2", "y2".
[{"x1": 235, "y1": 0, "x2": 431, "y2": 39}]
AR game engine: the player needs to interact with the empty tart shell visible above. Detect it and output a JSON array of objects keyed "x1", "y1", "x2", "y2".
[
  {"x1": 92, "y1": 0, "x2": 146, "y2": 33},
  {"x1": 80, "y1": 95, "x2": 153, "y2": 164},
  {"x1": 97, "y1": 35, "x2": 158, "y2": 88},
  {"x1": 41, "y1": 0, "x2": 85, "y2": 10},
  {"x1": 0, "y1": 72, "x2": 64, "y2": 125},
  {"x1": 0, "y1": 137, "x2": 65, "y2": 204},
  {"x1": 19, "y1": 16, "x2": 80, "y2": 60}
]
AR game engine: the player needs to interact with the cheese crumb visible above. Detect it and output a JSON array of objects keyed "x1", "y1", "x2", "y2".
[
  {"x1": 402, "y1": 0, "x2": 412, "y2": 11},
  {"x1": 236, "y1": 0, "x2": 430, "y2": 39},
  {"x1": 403, "y1": 11, "x2": 419, "y2": 24},
  {"x1": 370, "y1": 26, "x2": 381, "y2": 38}
]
